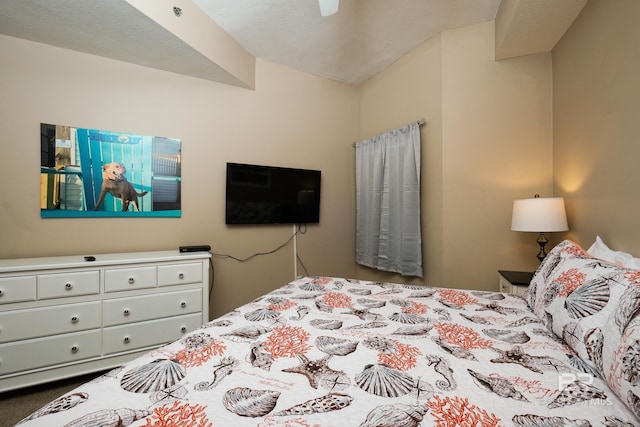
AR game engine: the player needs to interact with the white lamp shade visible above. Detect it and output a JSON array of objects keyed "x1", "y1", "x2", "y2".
[
  {"x1": 511, "y1": 197, "x2": 568, "y2": 232},
  {"x1": 319, "y1": 0, "x2": 339, "y2": 16}
]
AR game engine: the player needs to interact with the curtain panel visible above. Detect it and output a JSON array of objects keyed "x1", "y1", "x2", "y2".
[{"x1": 355, "y1": 121, "x2": 423, "y2": 277}]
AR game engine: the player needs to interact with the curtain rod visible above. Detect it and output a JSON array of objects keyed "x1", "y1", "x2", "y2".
[{"x1": 352, "y1": 118, "x2": 426, "y2": 147}]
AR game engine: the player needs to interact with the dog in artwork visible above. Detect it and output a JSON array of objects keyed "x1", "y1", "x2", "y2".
[{"x1": 94, "y1": 162, "x2": 148, "y2": 211}]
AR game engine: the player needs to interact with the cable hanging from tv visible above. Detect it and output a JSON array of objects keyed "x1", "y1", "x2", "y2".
[{"x1": 211, "y1": 224, "x2": 307, "y2": 264}]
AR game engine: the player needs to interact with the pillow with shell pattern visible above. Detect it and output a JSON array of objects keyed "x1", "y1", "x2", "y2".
[
  {"x1": 601, "y1": 273, "x2": 640, "y2": 419},
  {"x1": 526, "y1": 240, "x2": 633, "y2": 374}
]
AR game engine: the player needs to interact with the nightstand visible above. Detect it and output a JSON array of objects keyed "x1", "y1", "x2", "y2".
[{"x1": 498, "y1": 270, "x2": 533, "y2": 297}]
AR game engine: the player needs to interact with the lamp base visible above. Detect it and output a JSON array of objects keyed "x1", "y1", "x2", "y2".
[{"x1": 536, "y1": 232, "x2": 549, "y2": 262}]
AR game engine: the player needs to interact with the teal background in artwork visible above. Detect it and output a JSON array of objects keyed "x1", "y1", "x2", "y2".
[{"x1": 40, "y1": 124, "x2": 181, "y2": 218}]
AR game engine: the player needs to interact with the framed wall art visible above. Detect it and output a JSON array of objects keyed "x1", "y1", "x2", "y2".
[{"x1": 40, "y1": 123, "x2": 181, "y2": 218}]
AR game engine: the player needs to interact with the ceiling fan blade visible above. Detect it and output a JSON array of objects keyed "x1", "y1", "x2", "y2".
[{"x1": 318, "y1": 0, "x2": 339, "y2": 17}]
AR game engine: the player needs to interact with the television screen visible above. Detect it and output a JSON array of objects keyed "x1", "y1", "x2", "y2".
[{"x1": 225, "y1": 163, "x2": 321, "y2": 224}]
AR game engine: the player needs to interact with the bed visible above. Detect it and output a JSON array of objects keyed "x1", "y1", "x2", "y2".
[{"x1": 16, "y1": 240, "x2": 640, "y2": 426}]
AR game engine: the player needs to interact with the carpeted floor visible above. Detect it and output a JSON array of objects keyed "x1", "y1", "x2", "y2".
[{"x1": 0, "y1": 373, "x2": 100, "y2": 426}]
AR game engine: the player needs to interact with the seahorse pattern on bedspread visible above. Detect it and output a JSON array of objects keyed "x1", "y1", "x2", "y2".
[{"x1": 17, "y1": 276, "x2": 639, "y2": 426}]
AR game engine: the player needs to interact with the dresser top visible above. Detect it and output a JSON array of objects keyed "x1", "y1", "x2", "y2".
[{"x1": 0, "y1": 250, "x2": 211, "y2": 273}]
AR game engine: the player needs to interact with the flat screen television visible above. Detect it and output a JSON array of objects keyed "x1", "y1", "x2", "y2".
[{"x1": 225, "y1": 162, "x2": 321, "y2": 224}]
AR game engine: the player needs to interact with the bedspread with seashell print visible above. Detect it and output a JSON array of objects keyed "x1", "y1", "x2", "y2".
[{"x1": 17, "y1": 277, "x2": 639, "y2": 427}]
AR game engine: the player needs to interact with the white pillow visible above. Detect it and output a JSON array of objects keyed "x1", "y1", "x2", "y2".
[{"x1": 587, "y1": 235, "x2": 640, "y2": 269}]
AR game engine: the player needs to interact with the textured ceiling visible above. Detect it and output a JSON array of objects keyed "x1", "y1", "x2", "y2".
[
  {"x1": 193, "y1": 0, "x2": 501, "y2": 85},
  {"x1": 0, "y1": 0, "x2": 588, "y2": 88}
]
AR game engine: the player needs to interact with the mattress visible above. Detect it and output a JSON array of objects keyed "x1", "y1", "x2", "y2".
[{"x1": 16, "y1": 275, "x2": 639, "y2": 426}]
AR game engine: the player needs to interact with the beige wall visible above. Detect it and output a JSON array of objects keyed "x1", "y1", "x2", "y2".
[
  {"x1": 553, "y1": 0, "x2": 640, "y2": 255},
  {"x1": 357, "y1": 33, "x2": 444, "y2": 286},
  {"x1": 357, "y1": 21, "x2": 555, "y2": 289},
  {"x1": 442, "y1": 22, "x2": 555, "y2": 287},
  {"x1": 6, "y1": 1, "x2": 625, "y2": 318},
  {"x1": 0, "y1": 34, "x2": 358, "y2": 318}
]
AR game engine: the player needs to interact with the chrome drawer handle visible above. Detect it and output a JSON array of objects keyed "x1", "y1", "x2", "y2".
[
  {"x1": 71, "y1": 345, "x2": 79, "y2": 353},
  {"x1": 180, "y1": 301, "x2": 187, "y2": 308},
  {"x1": 123, "y1": 336, "x2": 130, "y2": 344},
  {"x1": 178, "y1": 273, "x2": 185, "y2": 279},
  {"x1": 65, "y1": 283, "x2": 73, "y2": 290},
  {"x1": 181, "y1": 326, "x2": 187, "y2": 333},
  {"x1": 123, "y1": 309, "x2": 130, "y2": 316},
  {"x1": 71, "y1": 316, "x2": 79, "y2": 323},
  {"x1": 128, "y1": 277, "x2": 135, "y2": 284}
]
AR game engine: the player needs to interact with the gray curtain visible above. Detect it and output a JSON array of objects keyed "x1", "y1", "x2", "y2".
[{"x1": 355, "y1": 121, "x2": 422, "y2": 277}]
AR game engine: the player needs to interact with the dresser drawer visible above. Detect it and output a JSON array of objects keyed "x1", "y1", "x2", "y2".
[
  {"x1": 158, "y1": 263, "x2": 202, "y2": 287},
  {"x1": 498, "y1": 270, "x2": 532, "y2": 297},
  {"x1": 0, "y1": 276, "x2": 36, "y2": 305},
  {"x1": 104, "y1": 266, "x2": 156, "y2": 292},
  {"x1": 103, "y1": 289, "x2": 202, "y2": 326},
  {"x1": 38, "y1": 271, "x2": 100, "y2": 299},
  {"x1": 103, "y1": 313, "x2": 202, "y2": 354},
  {"x1": 0, "y1": 330, "x2": 102, "y2": 375},
  {"x1": 499, "y1": 275, "x2": 511, "y2": 293},
  {"x1": 0, "y1": 302, "x2": 101, "y2": 343}
]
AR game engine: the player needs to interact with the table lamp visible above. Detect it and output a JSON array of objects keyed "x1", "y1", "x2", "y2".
[{"x1": 511, "y1": 194, "x2": 568, "y2": 261}]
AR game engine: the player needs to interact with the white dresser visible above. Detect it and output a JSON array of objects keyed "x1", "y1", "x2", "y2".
[{"x1": 0, "y1": 250, "x2": 210, "y2": 392}]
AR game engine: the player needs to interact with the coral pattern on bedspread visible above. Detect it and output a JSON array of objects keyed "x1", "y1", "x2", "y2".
[{"x1": 17, "y1": 276, "x2": 638, "y2": 426}]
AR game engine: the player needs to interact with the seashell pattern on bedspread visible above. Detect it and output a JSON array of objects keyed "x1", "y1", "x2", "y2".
[{"x1": 17, "y1": 276, "x2": 639, "y2": 426}]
